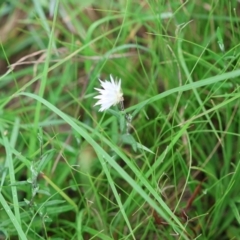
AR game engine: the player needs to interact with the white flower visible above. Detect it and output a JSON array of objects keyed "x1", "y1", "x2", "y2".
[{"x1": 94, "y1": 75, "x2": 123, "y2": 112}]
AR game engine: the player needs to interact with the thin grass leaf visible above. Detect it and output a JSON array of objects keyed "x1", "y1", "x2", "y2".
[{"x1": 18, "y1": 92, "x2": 189, "y2": 239}]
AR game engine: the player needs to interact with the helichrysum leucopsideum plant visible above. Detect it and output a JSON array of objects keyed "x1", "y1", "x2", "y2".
[{"x1": 94, "y1": 75, "x2": 154, "y2": 154}]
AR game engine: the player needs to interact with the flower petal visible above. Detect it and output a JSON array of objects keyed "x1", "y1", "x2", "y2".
[{"x1": 94, "y1": 75, "x2": 123, "y2": 112}]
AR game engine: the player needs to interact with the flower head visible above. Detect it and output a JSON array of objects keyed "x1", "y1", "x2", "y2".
[{"x1": 94, "y1": 75, "x2": 123, "y2": 112}]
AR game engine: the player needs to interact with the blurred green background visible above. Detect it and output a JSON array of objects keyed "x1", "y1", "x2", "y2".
[{"x1": 1, "y1": 1, "x2": 240, "y2": 239}]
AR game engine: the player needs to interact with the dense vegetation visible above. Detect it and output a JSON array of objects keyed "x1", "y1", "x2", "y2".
[{"x1": 1, "y1": 1, "x2": 240, "y2": 239}]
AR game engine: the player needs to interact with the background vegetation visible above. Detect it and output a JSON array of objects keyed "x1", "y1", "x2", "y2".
[{"x1": 1, "y1": 0, "x2": 240, "y2": 239}]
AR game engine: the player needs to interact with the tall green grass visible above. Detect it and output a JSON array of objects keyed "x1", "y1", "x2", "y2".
[{"x1": 1, "y1": 1, "x2": 240, "y2": 239}]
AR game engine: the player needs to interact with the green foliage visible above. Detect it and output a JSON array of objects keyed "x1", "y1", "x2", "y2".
[{"x1": 1, "y1": 0, "x2": 240, "y2": 239}]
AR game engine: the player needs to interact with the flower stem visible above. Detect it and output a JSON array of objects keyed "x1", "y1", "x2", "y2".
[{"x1": 119, "y1": 100, "x2": 132, "y2": 134}]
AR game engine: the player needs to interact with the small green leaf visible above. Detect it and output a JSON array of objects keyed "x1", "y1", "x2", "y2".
[
  {"x1": 230, "y1": 201, "x2": 240, "y2": 224},
  {"x1": 9, "y1": 180, "x2": 29, "y2": 186},
  {"x1": 121, "y1": 134, "x2": 137, "y2": 152},
  {"x1": 37, "y1": 149, "x2": 55, "y2": 172},
  {"x1": 119, "y1": 113, "x2": 126, "y2": 133},
  {"x1": 37, "y1": 189, "x2": 51, "y2": 196},
  {"x1": 136, "y1": 142, "x2": 155, "y2": 154},
  {"x1": 43, "y1": 200, "x2": 66, "y2": 206},
  {"x1": 216, "y1": 27, "x2": 225, "y2": 52},
  {"x1": 43, "y1": 216, "x2": 52, "y2": 223},
  {"x1": 24, "y1": 198, "x2": 30, "y2": 205},
  {"x1": 106, "y1": 108, "x2": 120, "y2": 118}
]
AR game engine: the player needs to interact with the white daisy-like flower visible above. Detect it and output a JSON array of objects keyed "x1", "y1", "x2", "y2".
[{"x1": 94, "y1": 75, "x2": 123, "y2": 112}]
